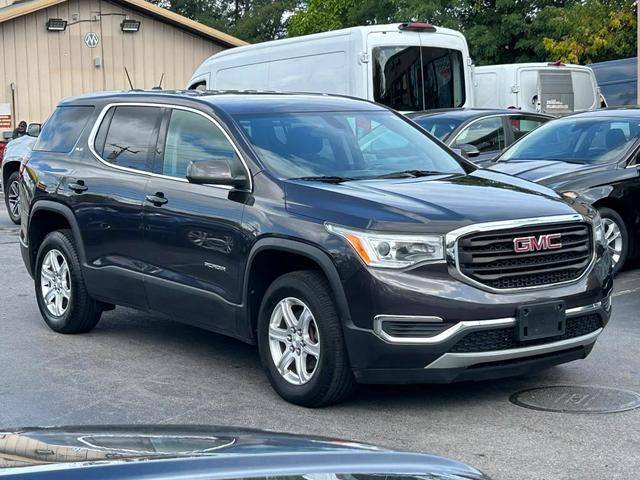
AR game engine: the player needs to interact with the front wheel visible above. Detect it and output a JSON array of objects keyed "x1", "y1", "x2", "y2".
[
  {"x1": 257, "y1": 271, "x2": 355, "y2": 407},
  {"x1": 598, "y1": 207, "x2": 628, "y2": 274},
  {"x1": 4, "y1": 172, "x2": 21, "y2": 224}
]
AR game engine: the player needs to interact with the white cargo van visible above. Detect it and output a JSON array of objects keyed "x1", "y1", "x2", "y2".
[
  {"x1": 188, "y1": 23, "x2": 473, "y2": 112},
  {"x1": 473, "y1": 62, "x2": 600, "y2": 114}
]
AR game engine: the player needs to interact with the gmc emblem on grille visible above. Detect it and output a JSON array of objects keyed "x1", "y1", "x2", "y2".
[{"x1": 513, "y1": 233, "x2": 562, "y2": 253}]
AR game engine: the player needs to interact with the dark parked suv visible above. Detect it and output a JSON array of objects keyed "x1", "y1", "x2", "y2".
[{"x1": 19, "y1": 91, "x2": 613, "y2": 406}]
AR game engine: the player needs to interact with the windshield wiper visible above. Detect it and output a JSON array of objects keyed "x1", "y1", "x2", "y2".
[
  {"x1": 371, "y1": 170, "x2": 446, "y2": 179},
  {"x1": 290, "y1": 175, "x2": 354, "y2": 184}
]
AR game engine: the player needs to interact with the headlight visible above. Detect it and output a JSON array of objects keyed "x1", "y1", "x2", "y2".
[
  {"x1": 326, "y1": 223, "x2": 444, "y2": 268},
  {"x1": 593, "y1": 211, "x2": 606, "y2": 248}
]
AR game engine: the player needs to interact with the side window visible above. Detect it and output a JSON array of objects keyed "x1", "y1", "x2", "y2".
[
  {"x1": 34, "y1": 106, "x2": 95, "y2": 153},
  {"x1": 162, "y1": 109, "x2": 239, "y2": 179},
  {"x1": 98, "y1": 106, "x2": 163, "y2": 172},
  {"x1": 453, "y1": 117, "x2": 505, "y2": 152},
  {"x1": 510, "y1": 116, "x2": 547, "y2": 141},
  {"x1": 188, "y1": 81, "x2": 207, "y2": 91}
]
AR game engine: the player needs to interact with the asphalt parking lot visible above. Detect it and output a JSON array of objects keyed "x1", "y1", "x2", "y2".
[{"x1": 0, "y1": 202, "x2": 638, "y2": 480}]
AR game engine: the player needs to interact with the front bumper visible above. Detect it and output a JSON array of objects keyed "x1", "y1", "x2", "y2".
[{"x1": 349, "y1": 299, "x2": 610, "y2": 384}]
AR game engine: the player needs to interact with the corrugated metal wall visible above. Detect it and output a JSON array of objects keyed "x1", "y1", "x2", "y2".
[{"x1": 0, "y1": 0, "x2": 223, "y2": 126}]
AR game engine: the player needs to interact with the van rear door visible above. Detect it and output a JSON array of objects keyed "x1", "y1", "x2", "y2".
[{"x1": 367, "y1": 26, "x2": 469, "y2": 111}]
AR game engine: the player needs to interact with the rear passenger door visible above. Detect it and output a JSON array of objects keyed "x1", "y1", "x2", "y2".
[
  {"x1": 70, "y1": 105, "x2": 163, "y2": 309},
  {"x1": 140, "y1": 107, "x2": 248, "y2": 334}
]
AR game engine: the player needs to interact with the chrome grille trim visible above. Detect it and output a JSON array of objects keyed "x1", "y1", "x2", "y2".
[{"x1": 445, "y1": 214, "x2": 596, "y2": 293}]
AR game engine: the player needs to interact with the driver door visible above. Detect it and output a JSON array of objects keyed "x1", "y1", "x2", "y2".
[{"x1": 141, "y1": 107, "x2": 248, "y2": 334}]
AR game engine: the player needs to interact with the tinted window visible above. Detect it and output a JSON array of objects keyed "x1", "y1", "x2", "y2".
[
  {"x1": 99, "y1": 106, "x2": 163, "y2": 172},
  {"x1": 412, "y1": 116, "x2": 463, "y2": 140},
  {"x1": 34, "y1": 106, "x2": 94, "y2": 153},
  {"x1": 234, "y1": 111, "x2": 466, "y2": 180},
  {"x1": 500, "y1": 117, "x2": 640, "y2": 164},
  {"x1": 453, "y1": 116, "x2": 505, "y2": 152},
  {"x1": 509, "y1": 116, "x2": 548, "y2": 141},
  {"x1": 163, "y1": 109, "x2": 239, "y2": 178},
  {"x1": 373, "y1": 47, "x2": 465, "y2": 111}
]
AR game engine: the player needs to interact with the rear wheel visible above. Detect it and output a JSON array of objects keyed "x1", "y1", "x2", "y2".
[
  {"x1": 598, "y1": 207, "x2": 628, "y2": 274},
  {"x1": 4, "y1": 172, "x2": 21, "y2": 224},
  {"x1": 35, "y1": 230, "x2": 102, "y2": 333},
  {"x1": 257, "y1": 270, "x2": 356, "y2": 407}
]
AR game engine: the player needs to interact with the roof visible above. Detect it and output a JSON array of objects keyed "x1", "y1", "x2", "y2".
[
  {"x1": 0, "y1": 0, "x2": 247, "y2": 47},
  {"x1": 408, "y1": 108, "x2": 552, "y2": 121},
  {"x1": 60, "y1": 89, "x2": 388, "y2": 115},
  {"x1": 562, "y1": 106, "x2": 640, "y2": 119}
]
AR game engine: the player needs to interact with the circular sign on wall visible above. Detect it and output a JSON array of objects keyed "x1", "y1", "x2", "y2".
[{"x1": 84, "y1": 32, "x2": 99, "y2": 48}]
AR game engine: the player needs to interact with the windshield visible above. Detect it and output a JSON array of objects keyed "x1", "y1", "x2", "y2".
[
  {"x1": 412, "y1": 116, "x2": 463, "y2": 140},
  {"x1": 500, "y1": 116, "x2": 640, "y2": 164},
  {"x1": 372, "y1": 46, "x2": 466, "y2": 111},
  {"x1": 233, "y1": 111, "x2": 466, "y2": 180}
]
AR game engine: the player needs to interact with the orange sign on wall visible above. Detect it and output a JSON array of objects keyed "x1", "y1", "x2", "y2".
[{"x1": 0, "y1": 104, "x2": 11, "y2": 129}]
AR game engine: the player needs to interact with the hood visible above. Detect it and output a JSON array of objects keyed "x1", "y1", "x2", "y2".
[
  {"x1": 285, "y1": 170, "x2": 576, "y2": 233},
  {"x1": 487, "y1": 160, "x2": 613, "y2": 189},
  {"x1": 0, "y1": 425, "x2": 489, "y2": 479}
]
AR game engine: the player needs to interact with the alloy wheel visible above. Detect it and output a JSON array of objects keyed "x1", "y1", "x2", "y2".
[
  {"x1": 40, "y1": 249, "x2": 71, "y2": 317},
  {"x1": 268, "y1": 297, "x2": 320, "y2": 385},
  {"x1": 8, "y1": 180, "x2": 20, "y2": 219},
  {"x1": 603, "y1": 217, "x2": 623, "y2": 267}
]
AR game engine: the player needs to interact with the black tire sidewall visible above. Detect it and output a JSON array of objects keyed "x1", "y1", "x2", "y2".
[
  {"x1": 598, "y1": 207, "x2": 628, "y2": 274},
  {"x1": 257, "y1": 273, "x2": 345, "y2": 405},
  {"x1": 5, "y1": 172, "x2": 21, "y2": 224},
  {"x1": 35, "y1": 232, "x2": 83, "y2": 332}
]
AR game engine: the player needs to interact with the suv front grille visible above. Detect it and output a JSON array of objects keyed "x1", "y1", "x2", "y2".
[
  {"x1": 457, "y1": 222, "x2": 593, "y2": 290},
  {"x1": 450, "y1": 314, "x2": 602, "y2": 353}
]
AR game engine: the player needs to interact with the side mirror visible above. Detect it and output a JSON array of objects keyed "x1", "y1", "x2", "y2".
[
  {"x1": 27, "y1": 123, "x2": 41, "y2": 137},
  {"x1": 186, "y1": 158, "x2": 248, "y2": 189},
  {"x1": 456, "y1": 143, "x2": 480, "y2": 158}
]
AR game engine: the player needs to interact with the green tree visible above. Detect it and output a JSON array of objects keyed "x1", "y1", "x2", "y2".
[{"x1": 539, "y1": 0, "x2": 636, "y2": 64}]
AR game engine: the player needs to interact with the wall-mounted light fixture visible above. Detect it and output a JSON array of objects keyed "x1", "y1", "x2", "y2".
[
  {"x1": 46, "y1": 18, "x2": 68, "y2": 31},
  {"x1": 120, "y1": 19, "x2": 141, "y2": 32}
]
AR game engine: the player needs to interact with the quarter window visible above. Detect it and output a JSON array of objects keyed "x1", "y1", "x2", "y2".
[
  {"x1": 162, "y1": 109, "x2": 239, "y2": 179},
  {"x1": 34, "y1": 106, "x2": 95, "y2": 153},
  {"x1": 97, "y1": 106, "x2": 163, "y2": 173},
  {"x1": 453, "y1": 117, "x2": 505, "y2": 153}
]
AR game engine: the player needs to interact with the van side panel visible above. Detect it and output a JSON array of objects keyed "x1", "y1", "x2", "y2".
[
  {"x1": 473, "y1": 71, "x2": 500, "y2": 108},
  {"x1": 216, "y1": 62, "x2": 269, "y2": 90},
  {"x1": 267, "y1": 51, "x2": 348, "y2": 94}
]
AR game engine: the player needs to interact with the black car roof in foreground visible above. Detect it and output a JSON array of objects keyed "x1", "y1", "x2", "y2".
[
  {"x1": 0, "y1": 425, "x2": 489, "y2": 480},
  {"x1": 407, "y1": 108, "x2": 553, "y2": 120},
  {"x1": 59, "y1": 90, "x2": 387, "y2": 115}
]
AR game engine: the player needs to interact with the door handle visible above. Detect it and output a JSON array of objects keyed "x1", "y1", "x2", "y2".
[
  {"x1": 145, "y1": 192, "x2": 168, "y2": 206},
  {"x1": 68, "y1": 180, "x2": 88, "y2": 193}
]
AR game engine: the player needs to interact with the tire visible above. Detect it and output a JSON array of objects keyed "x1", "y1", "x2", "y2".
[
  {"x1": 4, "y1": 171, "x2": 21, "y2": 225},
  {"x1": 34, "y1": 230, "x2": 102, "y2": 333},
  {"x1": 257, "y1": 270, "x2": 356, "y2": 407},
  {"x1": 598, "y1": 207, "x2": 628, "y2": 275}
]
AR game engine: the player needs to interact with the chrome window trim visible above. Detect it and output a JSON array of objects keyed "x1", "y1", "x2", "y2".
[
  {"x1": 87, "y1": 102, "x2": 253, "y2": 191},
  {"x1": 373, "y1": 300, "x2": 604, "y2": 345},
  {"x1": 424, "y1": 328, "x2": 602, "y2": 370},
  {"x1": 445, "y1": 213, "x2": 596, "y2": 293}
]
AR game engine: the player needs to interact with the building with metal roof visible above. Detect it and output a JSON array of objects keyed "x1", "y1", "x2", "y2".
[{"x1": 0, "y1": 0, "x2": 246, "y2": 129}]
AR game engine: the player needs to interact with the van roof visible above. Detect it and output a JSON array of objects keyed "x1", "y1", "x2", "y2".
[
  {"x1": 59, "y1": 90, "x2": 388, "y2": 115},
  {"x1": 198, "y1": 23, "x2": 466, "y2": 65},
  {"x1": 475, "y1": 62, "x2": 592, "y2": 71}
]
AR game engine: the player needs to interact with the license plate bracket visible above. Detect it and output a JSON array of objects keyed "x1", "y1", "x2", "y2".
[{"x1": 517, "y1": 301, "x2": 566, "y2": 342}]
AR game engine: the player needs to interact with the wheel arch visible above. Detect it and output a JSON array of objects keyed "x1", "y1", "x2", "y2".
[
  {"x1": 28, "y1": 201, "x2": 86, "y2": 272},
  {"x1": 1, "y1": 159, "x2": 21, "y2": 189},
  {"x1": 242, "y1": 238, "x2": 352, "y2": 342}
]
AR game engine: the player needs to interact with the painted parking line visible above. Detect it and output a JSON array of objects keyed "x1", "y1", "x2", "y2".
[{"x1": 613, "y1": 286, "x2": 640, "y2": 297}]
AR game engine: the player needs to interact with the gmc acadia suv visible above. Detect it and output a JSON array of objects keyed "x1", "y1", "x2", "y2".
[{"x1": 19, "y1": 91, "x2": 613, "y2": 406}]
